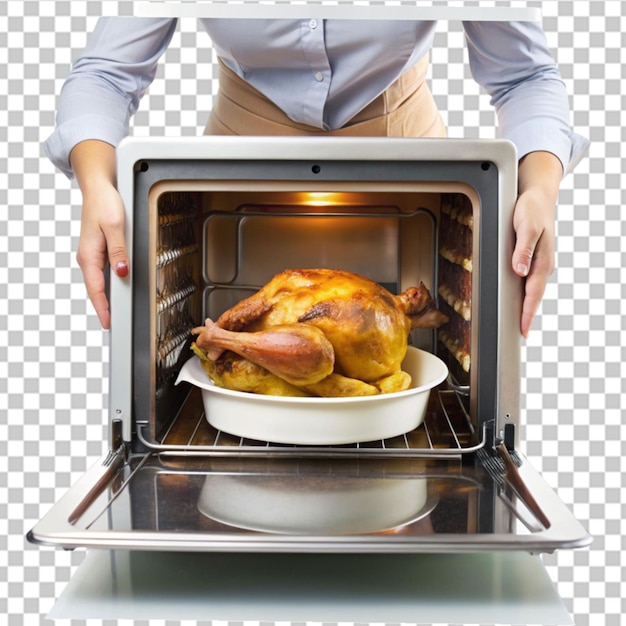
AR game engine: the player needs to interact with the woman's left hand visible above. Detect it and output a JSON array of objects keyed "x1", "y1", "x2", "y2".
[{"x1": 513, "y1": 151, "x2": 563, "y2": 338}]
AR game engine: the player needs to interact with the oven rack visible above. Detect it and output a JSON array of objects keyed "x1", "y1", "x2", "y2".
[{"x1": 136, "y1": 387, "x2": 490, "y2": 459}]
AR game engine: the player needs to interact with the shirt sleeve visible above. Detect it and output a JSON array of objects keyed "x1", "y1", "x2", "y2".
[
  {"x1": 43, "y1": 17, "x2": 178, "y2": 179},
  {"x1": 462, "y1": 20, "x2": 589, "y2": 176}
]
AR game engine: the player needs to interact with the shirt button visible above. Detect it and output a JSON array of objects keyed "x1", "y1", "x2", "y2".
[
  {"x1": 309, "y1": 19, "x2": 318, "y2": 29},
  {"x1": 314, "y1": 71, "x2": 324, "y2": 82}
]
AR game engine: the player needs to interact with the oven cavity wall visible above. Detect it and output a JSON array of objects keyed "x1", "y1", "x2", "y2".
[{"x1": 147, "y1": 181, "x2": 482, "y2": 449}]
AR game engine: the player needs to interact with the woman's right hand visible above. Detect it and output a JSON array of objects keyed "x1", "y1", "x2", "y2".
[
  {"x1": 70, "y1": 140, "x2": 129, "y2": 329},
  {"x1": 77, "y1": 183, "x2": 129, "y2": 329}
]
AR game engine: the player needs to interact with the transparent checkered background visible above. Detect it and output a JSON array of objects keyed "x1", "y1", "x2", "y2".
[{"x1": 1, "y1": 1, "x2": 624, "y2": 625}]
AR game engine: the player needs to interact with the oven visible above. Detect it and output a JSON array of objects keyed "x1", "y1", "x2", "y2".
[{"x1": 28, "y1": 136, "x2": 591, "y2": 623}]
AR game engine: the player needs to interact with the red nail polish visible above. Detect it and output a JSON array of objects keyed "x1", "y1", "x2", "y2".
[{"x1": 116, "y1": 261, "x2": 129, "y2": 278}]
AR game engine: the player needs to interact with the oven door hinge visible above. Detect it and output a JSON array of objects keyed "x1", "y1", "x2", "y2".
[
  {"x1": 502, "y1": 423, "x2": 516, "y2": 451},
  {"x1": 493, "y1": 422, "x2": 516, "y2": 453},
  {"x1": 110, "y1": 417, "x2": 129, "y2": 462}
]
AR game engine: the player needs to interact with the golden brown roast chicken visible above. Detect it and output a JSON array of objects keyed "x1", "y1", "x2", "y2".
[{"x1": 191, "y1": 268, "x2": 447, "y2": 397}]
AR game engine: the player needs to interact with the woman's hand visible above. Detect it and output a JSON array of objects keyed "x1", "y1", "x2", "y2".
[
  {"x1": 76, "y1": 184, "x2": 128, "y2": 329},
  {"x1": 512, "y1": 151, "x2": 563, "y2": 338},
  {"x1": 70, "y1": 140, "x2": 129, "y2": 329}
]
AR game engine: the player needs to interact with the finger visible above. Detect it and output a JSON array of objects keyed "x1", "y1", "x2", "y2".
[
  {"x1": 520, "y1": 271, "x2": 546, "y2": 339},
  {"x1": 80, "y1": 259, "x2": 111, "y2": 329},
  {"x1": 513, "y1": 247, "x2": 533, "y2": 278},
  {"x1": 512, "y1": 221, "x2": 542, "y2": 334},
  {"x1": 512, "y1": 225, "x2": 538, "y2": 278},
  {"x1": 101, "y1": 216, "x2": 130, "y2": 278},
  {"x1": 519, "y1": 242, "x2": 554, "y2": 337}
]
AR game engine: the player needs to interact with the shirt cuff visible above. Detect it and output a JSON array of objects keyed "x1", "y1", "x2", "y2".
[
  {"x1": 43, "y1": 115, "x2": 129, "y2": 180},
  {"x1": 505, "y1": 117, "x2": 590, "y2": 178}
]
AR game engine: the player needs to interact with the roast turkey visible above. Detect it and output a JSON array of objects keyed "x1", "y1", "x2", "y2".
[{"x1": 191, "y1": 268, "x2": 447, "y2": 396}]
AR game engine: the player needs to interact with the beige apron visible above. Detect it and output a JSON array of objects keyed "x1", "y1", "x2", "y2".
[{"x1": 204, "y1": 54, "x2": 446, "y2": 138}]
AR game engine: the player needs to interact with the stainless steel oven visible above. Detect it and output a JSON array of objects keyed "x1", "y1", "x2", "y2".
[{"x1": 29, "y1": 136, "x2": 591, "y2": 623}]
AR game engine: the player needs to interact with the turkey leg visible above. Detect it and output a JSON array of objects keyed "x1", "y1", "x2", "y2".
[{"x1": 192, "y1": 319, "x2": 335, "y2": 387}]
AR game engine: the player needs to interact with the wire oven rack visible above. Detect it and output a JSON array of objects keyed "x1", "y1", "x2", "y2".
[{"x1": 137, "y1": 385, "x2": 490, "y2": 459}]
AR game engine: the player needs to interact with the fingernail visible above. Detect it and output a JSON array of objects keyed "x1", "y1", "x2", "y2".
[
  {"x1": 115, "y1": 261, "x2": 129, "y2": 278},
  {"x1": 516, "y1": 263, "x2": 529, "y2": 276}
]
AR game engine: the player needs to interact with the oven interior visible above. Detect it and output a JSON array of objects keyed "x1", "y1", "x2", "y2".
[{"x1": 146, "y1": 184, "x2": 479, "y2": 450}]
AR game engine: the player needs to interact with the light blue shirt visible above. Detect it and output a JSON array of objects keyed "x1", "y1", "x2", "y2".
[{"x1": 44, "y1": 17, "x2": 588, "y2": 178}]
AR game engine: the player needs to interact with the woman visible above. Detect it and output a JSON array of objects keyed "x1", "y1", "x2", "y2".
[{"x1": 44, "y1": 17, "x2": 588, "y2": 335}]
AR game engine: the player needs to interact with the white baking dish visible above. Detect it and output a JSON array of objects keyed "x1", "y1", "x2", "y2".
[{"x1": 176, "y1": 346, "x2": 448, "y2": 445}]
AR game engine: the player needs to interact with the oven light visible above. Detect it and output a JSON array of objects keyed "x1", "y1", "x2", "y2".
[{"x1": 302, "y1": 192, "x2": 343, "y2": 206}]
